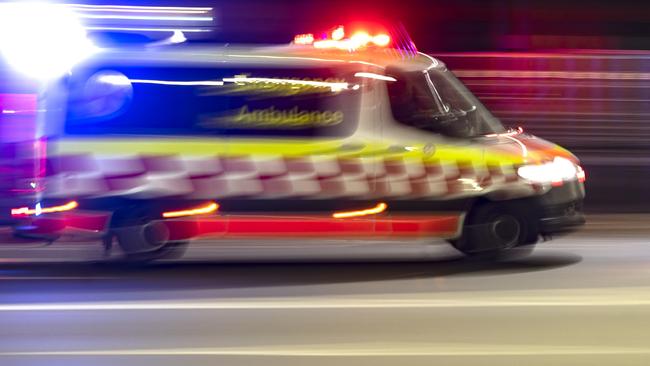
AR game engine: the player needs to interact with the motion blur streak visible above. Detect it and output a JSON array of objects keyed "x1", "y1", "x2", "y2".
[
  {"x1": 99, "y1": 75, "x2": 225, "y2": 86},
  {"x1": 2, "y1": 287, "x2": 650, "y2": 311},
  {"x1": 0, "y1": 222, "x2": 649, "y2": 365},
  {"x1": 162, "y1": 202, "x2": 219, "y2": 218},
  {"x1": 437, "y1": 51, "x2": 650, "y2": 148},
  {"x1": 436, "y1": 50, "x2": 650, "y2": 211},
  {"x1": 11, "y1": 201, "x2": 78, "y2": 217},
  {"x1": 1, "y1": 345, "x2": 649, "y2": 357},
  {"x1": 65, "y1": 3, "x2": 216, "y2": 35},
  {"x1": 333, "y1": 202, "x2": 388, "y2": 219},
  {"x1": 354, "y1": 72, "x2": 397, "y2": 82},
  {"x1": 84, "y1": 27, "x2": 212, "y2": 33},
  {"x1": 65, "y1": 4, "x2": 213, "y2": 12},
  {"x1": 221, "y1": 76, "x2": 350, "y2": 92},
  {"x1": 77, "y1": 14, "x2": 213, "y2": 22},
  {"x1": 454, "y1": 70, "x2": 650, "y2": 80}
]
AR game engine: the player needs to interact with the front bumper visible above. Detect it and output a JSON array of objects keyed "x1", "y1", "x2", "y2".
[{"x1": 537, "y1": 180, "x2": 586, "y2": 234}]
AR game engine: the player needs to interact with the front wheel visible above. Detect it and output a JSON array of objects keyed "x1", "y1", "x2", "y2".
[{"x1": 452, "y1": 201, "x2": 538, "y2": 257}]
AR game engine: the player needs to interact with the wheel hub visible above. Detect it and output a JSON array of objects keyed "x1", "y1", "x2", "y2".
[{"x1": 491, "y1": 215, "x2": 521, "y2": 247}]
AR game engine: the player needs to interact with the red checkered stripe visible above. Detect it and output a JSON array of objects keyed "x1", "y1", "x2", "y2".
[{"x1": 41, "y1": 154, "x2": 538, "y2": 200}]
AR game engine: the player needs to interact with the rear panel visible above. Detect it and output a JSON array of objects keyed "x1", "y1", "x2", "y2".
[{"x1": 0, "y1": 67, "x2": 42, "y2": 223}]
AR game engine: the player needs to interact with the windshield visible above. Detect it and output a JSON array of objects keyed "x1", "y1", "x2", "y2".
[{"x1": 387, "y1": 67, "x2": 506, "y2": 138}]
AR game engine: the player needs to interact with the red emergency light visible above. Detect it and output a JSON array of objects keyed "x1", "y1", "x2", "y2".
[{"x1": 293, "y1": 25, "x2": 391, "y2": 50}]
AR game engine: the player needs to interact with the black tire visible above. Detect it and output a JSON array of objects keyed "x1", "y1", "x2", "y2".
[
  {"x1": 112, "y1": 220, "x2": 189, "y2": 262},
  {"x1": 452, "y1": 200, "x2": 537, "y2": 256},
  {"x1": 113, "y1": 221, "x2": 169, "y2": 254}
]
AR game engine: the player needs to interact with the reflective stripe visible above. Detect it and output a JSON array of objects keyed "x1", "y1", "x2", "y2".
[
  {"x1": 40, "y1": 153, "x2": 535, "y2": 200},
  {"x1": 164, "y1": 214, "x2": 462, "y2": 240}
]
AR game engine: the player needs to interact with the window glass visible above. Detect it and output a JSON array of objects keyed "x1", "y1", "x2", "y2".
[
  {"x1": 386, "y1": 67, "x2": 505, "y2": 137},
  {"x1": 65, "y1": 66, "x2": 362, "y2": 138}
]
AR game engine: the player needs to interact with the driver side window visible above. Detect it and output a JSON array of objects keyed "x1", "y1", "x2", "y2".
[
  {"x1": 386, "y1": 67, "x2": 444, "y2": 131},
  {"x1": 386, "y1": 67, "x2": 473, "y2": 138},
  {"x1": 386, "y1": 69, "x2": 434, "y2": 128}
]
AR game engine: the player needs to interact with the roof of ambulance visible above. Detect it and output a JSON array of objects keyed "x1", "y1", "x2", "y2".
[{"x1": 79, "y1": 43, "x2": 445, "y2": 72}]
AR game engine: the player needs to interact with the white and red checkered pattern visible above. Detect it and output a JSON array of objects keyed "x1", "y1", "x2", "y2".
[{"x1": 41, "y1": 154, "x2": 540, "y2": 200}]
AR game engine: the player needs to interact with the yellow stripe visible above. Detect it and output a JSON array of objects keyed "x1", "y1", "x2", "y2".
[
  {"x1": 56, "y1": 138, "x2": 343, "y2": 156},
  {"x1": 55, "y1": 137, "x2": 524, "y2": 165}
]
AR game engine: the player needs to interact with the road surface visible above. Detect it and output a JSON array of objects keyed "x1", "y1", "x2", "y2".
[{"x1": 0, "y1": 215, "x2": 649, "y2": 366}]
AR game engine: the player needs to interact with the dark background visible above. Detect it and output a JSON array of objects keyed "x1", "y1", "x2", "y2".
[{"x1": 81, "y1": 0, "x2": 650, "y2": 51}]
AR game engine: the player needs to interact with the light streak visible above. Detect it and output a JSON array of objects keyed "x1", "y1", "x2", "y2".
[
  {"x1": 84, "y1": 26, "x2": 211, "y2": 33},
  {"x1": 162, "y1": 202, "x2": 219, "y2": 218},
  {"x1": 98, "y1": 74, "x2": 224, "y2": 86},
  {"x1": 78, "y1": 14, "x2": 213, "y2": 22},
  {"x1": 354, "y1": 72, "x2": 396, "y2": 82},
  {"x1": 333, "y1": 203, "x2": 387, "y2": 219},
  {"x1": 11, "y1": 201, "x2": 78, "y2": 217},
  {"x1": 222, "y1": 76, "x2": 349, "y2": 92}
]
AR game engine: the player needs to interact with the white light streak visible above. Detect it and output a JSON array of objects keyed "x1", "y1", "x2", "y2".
[
  {"x1": 1, "y1": 286, "x2": 650, "y2": 311},
  {"x1": 354, "y1": 72, "x2": 397, "y2": 82},
  {"x1": 222, "y1": 76, "x2": 349, "y2": 92},
  {"x1": 98, "y1": 75, "x2": 224, "y2": 87},
  {"x1": 65, "y1": 4, "x2": 213, "y2": 11},
  {"x1": 84, "y1": 26, "x2": 211, "y2": 33},
  {"x1": 78, "y1": 14, "x2": 213, "y2": 22}
]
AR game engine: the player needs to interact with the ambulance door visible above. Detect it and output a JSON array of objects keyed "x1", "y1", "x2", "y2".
[
  {"x1": 202, "y1": 64, "x2": 370, "y2": 239},
  {"x1": 352, "y1": 70, "x2": 388, "y2": 236}
]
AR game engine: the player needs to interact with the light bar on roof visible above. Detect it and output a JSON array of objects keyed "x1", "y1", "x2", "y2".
[
  {"x1": 331, "y1": 26, "x2": 345, "y2": 41},
  {"x1": 354, "y1": 72, "x2": 397, "y2": 82},
  {"x1": 294, "y1": 33, "x2": 314, "y2": 45},
  {"x1": 294, "y1": 26, "x2": 391, "y2": 50},
  {"x1": 372, "y1": 34, "x2": 391, "y2": 47},
  {"x1": 64, "y1": 4, "x2": 214, "y2": 12}
]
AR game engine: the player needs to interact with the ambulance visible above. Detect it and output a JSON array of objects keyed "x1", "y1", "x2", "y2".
[{"x1": 2, "y1": 16, "x2": 585, "y2": 261}]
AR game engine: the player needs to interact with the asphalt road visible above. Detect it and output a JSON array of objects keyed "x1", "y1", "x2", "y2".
[{"x1": 0, "y1": 217, "x2": 649, "y2": 366}]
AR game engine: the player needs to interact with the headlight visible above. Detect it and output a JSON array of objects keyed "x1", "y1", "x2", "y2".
[
  {"x1": 0, "y1": 2, "x2": 96, "y2": 80},
  {"x1": 517, "y1": 157, "x2": 582, "y2": 186}
]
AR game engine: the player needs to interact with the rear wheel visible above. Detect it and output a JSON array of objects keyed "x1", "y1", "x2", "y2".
[
  {"x1": 110, "y1": 208, "x2": 190, "y2": 262},
  {"x1": 452, "y1": 200, "x2": 538, "y2": 257}
]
